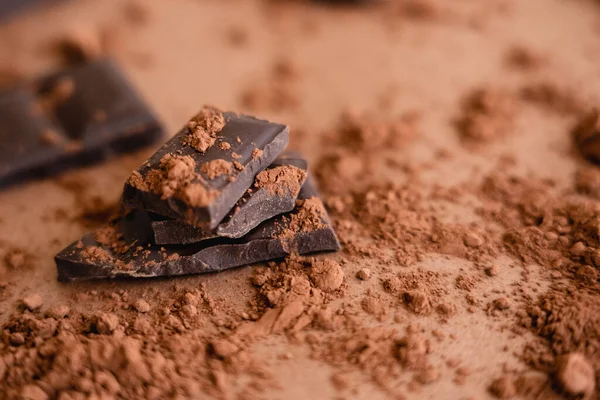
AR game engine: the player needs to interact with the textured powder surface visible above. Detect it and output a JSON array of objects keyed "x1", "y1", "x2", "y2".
[
  {"x1": 182, "y1": 106, "x2": 226, "y2": 153},
  {"x1": 2, "y1": 1, "x2": 600, "y2": 399},
  {"x1": 199, "y1": 159, "x2": 233, "y2": 180},
  {"x1": 254, "y1": 165, "x2": 306, "y2": 196},
  {"x1": 127, "y1": 153, "x2": 218, "y2": 207}
]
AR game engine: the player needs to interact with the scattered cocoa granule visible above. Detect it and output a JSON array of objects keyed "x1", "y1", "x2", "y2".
[
  {"x1": 182, "y1": 106, "x2": 226, "y2": 153},
  {"x1": 489, "y1": 375, "x2": 517, "y2": 398},
  {"x1": 454, "y1": 87, "x2": 516, "y2": 144},
  {"x1": 308, "y1": 259, "x2": 344, "y2": 292},
  {"x1": 20, "y1": 294, "x2": 42, "y2": 311},
  {"x1": 504, "y1": 45, "x2": 544, "y2": 70},
  {"x1": 218, "y1": 142, "x2": 231, "y2": 150},
  {"x1": 571, "y1": 109, "x2": 600, "y2": 164},
  {"x1": 254, "y1": 165, "x2": 306, "y2": 196},
  {"x1": 520, "y1": 81, "x2": 584, "y2": 115},
  {"x1": 356, "y1": 268, "x2": 371, "y2": 280},
  {"x1": 122, "y1": 0, "x2": 151, "y2": 25},
  {"x1": 555, "y1": 352, "x2": 595, "y2": 397},
  {"x1": 200, "y1": 159, "x2": 233, "y2": 180},
  {"x1": 574, "y1": 164, "x2": 600, "y2": 198},
  {"x1": 225, "y1": 25, "x2": 249, "y2": 47},
  {"x1": 277, "y1": 197, "x2": 327, "y2": 239},
  {"x1": 3, "y1": 248, "x2": 29, "y2": 269},
  {"x1": 46, "y1": 304, "x2": 70, "y2": 319},
  {"x1": 484, "y1": 265, "x2": 498, "y2": 277},
  {"x1": 251, "y1": 148, "x2": 263, "y2": 159}
]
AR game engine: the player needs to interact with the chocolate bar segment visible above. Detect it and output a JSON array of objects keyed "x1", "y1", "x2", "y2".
[
  {"x1": 121, "y1": 107, "x2": 289, "y2": 229},
  {"x1": 152, "y1": 153, "x2": 308, "y2": 244},
  {"x1": 0, "y1": 59, "x2": 164, "y2": 187},
  {"x1": 55, "y1": 177, "x2": 340, "y2": 281}
]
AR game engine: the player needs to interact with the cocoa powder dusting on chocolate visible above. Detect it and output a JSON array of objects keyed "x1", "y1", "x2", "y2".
[
  {"x1": 254, "y1": 165, "x2": 306, "y2": 196},
  {"x1": 277, "y1": 197, "x2": 327, "y2": 239},
  {"x1": 200, "y1": 159, "x2": 233, "y2": 180},
  {"x1": 182, "y1": 106, "x2": 226, "y2": 152}
]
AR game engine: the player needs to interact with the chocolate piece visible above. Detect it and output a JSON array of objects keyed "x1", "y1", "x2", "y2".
[
  {"x1": 121, "y1": 107, "x2": 289, "y2": 229},
  {"x1": 0, "y1": 59, "x2": 163, "y2": 187},
  {"x1": 151, "y1": 153, "x2": 308, "y2": 244},
  {"x1": 0, "y1": 0, "x2": 59, "y2": 21},
  {"x1": 55, "y1": 177, "x2": 340, "y2": 281}
]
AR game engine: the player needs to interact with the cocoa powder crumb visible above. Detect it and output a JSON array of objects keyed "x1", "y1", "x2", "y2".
[
  {"x1": 555, "y1": 353, "x2": 595, "y2": 397},
  {"x1": 521, "y1": 81, "x2": 583, "y2": 115},
  {"x1": 200, "y1": 159, "x2": 233, "y2": 180},
  {"x1": 505, "y1": 45, "x2": 544, "y2": 70},
  {"x1": 356, "y1": 268, "x2": 371, "y2": 280},
  {"x1": 219, "y1": 141, "x2": 231, "y2": 150},
  {"x1": 455, "y1": 87, "x2": 516, "y2": 144},
  {"x1": 252, "y1": 148, "x2": 263, "y2": 159},
  {"x1": 182, "y1": 106, "x2": 226, "y2": 152},
  {"x1": 20, "y1": 294, "x2": 43, "y2": 311},
  {"x1": 309, "y1": 259, "x2": 344, "y2": 292},
  {"x1": 572, "y1": 109, "x2": 600, "y2": 164},
  {"x1": 254, "y1": 165, "x2": 306, "y2": 196}
]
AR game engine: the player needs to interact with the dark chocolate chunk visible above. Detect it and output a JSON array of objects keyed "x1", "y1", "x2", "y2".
[
  {"x1": 151, "y1": 153, "x2": 308, "y2": 244},
  {"x1": 121, "y1": 107, "x2": 289, "y2": 229},
  {"x1": 0, "y1": 59, "x2": 164, "y2": 187},
  {"x1": 0, "y1": 0, "x2": 59, "y2": 21},
  {"x1": 55, "y1": 177, "x2": 340, "y2": 281}
]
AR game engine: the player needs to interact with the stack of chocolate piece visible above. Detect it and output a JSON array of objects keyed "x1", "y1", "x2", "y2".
[{"x1": 55, "y1": 107, "x2": 340, "y2": 281}]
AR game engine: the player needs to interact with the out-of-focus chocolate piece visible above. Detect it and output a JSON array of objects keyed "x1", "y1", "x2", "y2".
[
  {"x1": 0, "y1": 0, "x2": 60, "y2": 21},
  {"x1": 55, "y1": 177, "x2": 340, "y2": 281},
  {"x1": 151, "y1": 153, "x2": 308, "y2": 244},
  {"x1": 0, "y1": 59, "x2": 163, "y2": 187},
  {"x1": 121, "y1": 107, "x2": 289, "y2": 229}
]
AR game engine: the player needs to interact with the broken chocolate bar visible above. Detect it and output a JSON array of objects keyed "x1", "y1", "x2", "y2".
[
  {"x1": 121, "y1": 106, "x2": 289, "y2": 229},
  {"x1": 0, "y1": 59, "x2": 163, "y2": 187},
  {"x1": 55, "y1": 177, "x2": 340, "y2": 281},
  {"x1": 152, "y1": 153, "x2": 308, "y2": 244}
]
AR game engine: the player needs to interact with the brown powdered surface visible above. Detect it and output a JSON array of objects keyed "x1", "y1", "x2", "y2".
[
  {"x1": 277, "y1": 197, "x2": 328, "y2": 239},
  {"x1": 455, "y1": 87, "x2": 516, "y2": 144},
  {"x1": 199, "y1": 159, "x2": 233, "y2": 180},
  {"x1": 572, "y1": 109, "x2": 600, "y2": 163},
  {"x1": 2, "y1": 1, "x2": 600, "y2": 399},
  {"x1": 128, "y1": 154, "x2": 218, "y2": 208},
  {"x1": 254, "y1": 165, "x2": 307, "y2": 196},
  {"x1": 182, "y1": 106, "x2": 226, "y2": 153}
]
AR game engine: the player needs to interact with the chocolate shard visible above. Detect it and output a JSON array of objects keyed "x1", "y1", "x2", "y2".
[
  {"x1": 121, "y1": 107, "x2": 289, "y2": 229},
  {"x1": 55, "y1": 177, "x2": 340, "y2": 282},
  {"x1": 152, "y1": 153, "x2": 308, "y2": 244},
  {"x1": 0, "y1": 59, "x2": 164, "y2": 188}
]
